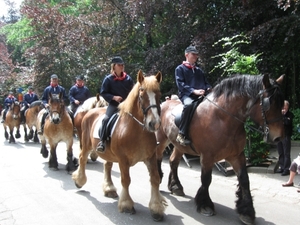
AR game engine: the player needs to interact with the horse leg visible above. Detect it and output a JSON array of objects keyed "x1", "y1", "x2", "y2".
[
  {"x1": 4, "y1": 127, "x2": 9, "y2": 140},
  {"x1": 228, "y1": 153, "x2": 255, "y2": 225},
  {"x1": 28, "y1": 128, "x2": 34, "y2": 140},
  {"x1": 145, "y1": 154, "x2": 167, "y2": 221},
  {"x1": 9, "y1": 129, "x2": 15, "y2": 143},
  {"x1": 195, "y1": 162, "x2": 215, "y2": 216},
  {"x1": 168, "y1": 147, "x2": 185, "y2": 196},
  {"x1": 102, "y1": 161, "x2": 118, "y2": 198},
  {"x1": 72, "y1": 145, "x2": 90, "y2": 188},
  {"x1": 66, "y1": 143, "x2": 77, "y2": 172},
  {"x1": 40, "y1": 138, "x2": 49, "y2": 158},
  {"x1": 15, "y1": 126, "x2": 21, "y2": 139},
  {"x1": 118, "y1": 163, "x2": 135, "y2": 214},
  {"x1": 33, "y1": 130, "x2": 39, "y2": 143},
  {"x1": 24, "y1": 125, "x2": 29, "y2": 142},
  {"x1": 49, "y1": 143, "x2": 59, "y2": 170}
]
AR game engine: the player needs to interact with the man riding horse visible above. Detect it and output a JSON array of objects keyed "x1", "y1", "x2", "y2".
[
  {"x1": 20, "y1": 86, "x2": 39, "y2": 124},
  {"x1": 1, "y1": 91, "x2": 17, "y2": 123},
  {"x1": 38, "y1": 74, "x2": 75, "y2": 135}
]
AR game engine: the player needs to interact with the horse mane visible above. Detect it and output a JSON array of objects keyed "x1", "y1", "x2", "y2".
[
  {"x1": 213, "y1": 75, "x2": 265, "y2": 100},
  {"x1": 29, "y1": 100, "x2": 43, "y2": 108},
  {"x1": 119, "y1": 75, "x2": 160, "y2": 116}
]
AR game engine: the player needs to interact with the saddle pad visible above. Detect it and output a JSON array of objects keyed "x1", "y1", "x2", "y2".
[
  {"x1": 92, "y1": 114, "x2": 120, "y2": 139},
  {"x1": 172, "y1": 104, "x2": 183, "y2": 127}
]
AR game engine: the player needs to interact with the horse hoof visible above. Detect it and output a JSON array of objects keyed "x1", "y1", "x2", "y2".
[
  {"x1": 198, "y1": 207, "x2": 215, "y2": 217},
  {"x1": 239, "y1": 214, "x2": 255, "y2": 225},
  {"x1": 104, "y1": 191, "x2": 118, "y2": 198},
  {"x1": 123, "y1": 207, "x2": 136, "y2": 215},
  {"x1": 171, "y1": 189, "x2": 185, "y2": 196},
  {"x1": 15, "y1": 134, "x2": 21, "y2": 139},
  {"x1": 74, "y1": 182, "x2": 82, "y2": 189},
  {"x1": 151, "y1": 211, "x2": 164, "y2": 222}
]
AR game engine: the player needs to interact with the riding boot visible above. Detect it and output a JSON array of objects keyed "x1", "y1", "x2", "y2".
[
  {"x1": 96, "y1": 115, "x2": 109, "y2": 153},
  {"x1": 38, "y1": 112, "x2": 48, "y2": 135},
  {"x1": 20, "y1": 110, "x2": 26, "y2": 124},
  {"x1": 176, "y1": 103, "x2": 195, "y2": 146},
  {"x1": 68, "y1": 109, "x2": 77, "y2": 134}
]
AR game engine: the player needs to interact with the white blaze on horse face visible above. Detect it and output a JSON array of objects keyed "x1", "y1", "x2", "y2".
[
  {"x1": 51, "y1": 112, "x2": 61, "y2": 124},
  {"x1": 145, "y1": 91, "x2": 161, "y2": 131}
]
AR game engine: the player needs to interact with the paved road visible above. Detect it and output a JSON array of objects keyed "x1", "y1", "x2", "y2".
[{"x1": 0, "y1": 127, "x2": 300, "y2": 225}]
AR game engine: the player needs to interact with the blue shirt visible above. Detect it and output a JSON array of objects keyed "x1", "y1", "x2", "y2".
[
  {"x1": 175, "y1": 63, "x2": 211, "y2": 101},
  {"x1": 4, "y1": 96, "x2": 17, "y2": 108},
  {"x1": 69, "y1": 85, "x2": 91, "y2": 104},
  {"x1": 41, "y1": 85, "x2": 68, "y2": 105},
  {"x1": 24, "y1": 92, "x2": 39, "y2": 105},
  {"x1": 100, "y1": 74, "x2": 134, "y2": 104}
]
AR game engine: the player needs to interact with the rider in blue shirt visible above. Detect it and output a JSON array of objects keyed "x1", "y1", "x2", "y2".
[
  {"x1": 20, "y1": 86, "x2": 39, "y2": 124},
  {"x1": 1, "y1": 91, "x2": 17, "y2": 123},
  {"x1": 96, "y1": 56, "x2": 134, "y2": 152},
  {"x1": 69, "y1": 75, "x2": 91, "y2": 113},
  {"x1": 38, "y1": 74, "x2": 74, "y2": 134},
  {"x1": 175, "y1": 46, "x2": 212, "y2": 146}
]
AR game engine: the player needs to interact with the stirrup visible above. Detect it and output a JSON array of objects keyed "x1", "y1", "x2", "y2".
[
  {"x1": 176, "y1": 134, "x2": 191, "y2": 146},
  {"x1": 96, "y1": 141, "x2": 105, "y2": 153},
  {"x1": 37, "y1": 129, "x2": 43, "y2": 135}
]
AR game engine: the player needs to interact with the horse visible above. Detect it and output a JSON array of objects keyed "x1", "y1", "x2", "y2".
[
  {"x1": 72, "y1": 70, "x2": 167, "y2": 221},
  {"x1": 37, "y1": 92, "x2": 77, "y2": 172},
  {"x1": 155, "y1": 74, "x2": 285, "y2": 225},
  {"x1": 74, "y1": 93, "x2": 108, "y2": 160},
  {"x1": 2, "y1": 101, "x2": 22, "y2": 143},
  {"x1": 23, "y1": 100, "x2": 44, "y2": 143}
]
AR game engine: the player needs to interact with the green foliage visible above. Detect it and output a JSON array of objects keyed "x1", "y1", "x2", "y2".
[
  {"x1": 213, "y1": 34, "x2": 269, "y2": 165},
  {"x1": 291, "y1": 108, "x2": 300, "y2": 140}
]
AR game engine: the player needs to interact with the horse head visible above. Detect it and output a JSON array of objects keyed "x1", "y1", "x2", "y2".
[
  {"x1": 250, "y1": 74, "x2": 285, "y2": 143},
  {"x1": 48, "y1": 92, "x2": 65, "y2": 124},
  {"x1": 119, "y1": 70, "x2": 162, "y2": 132},
  {"x1": 10, "y1": 101, "x2": 21, "y2": 120}
]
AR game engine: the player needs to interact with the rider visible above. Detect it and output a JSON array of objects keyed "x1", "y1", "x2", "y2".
[
  {"x1": 175, "y1": 46, "x2": 212, "y2": 146},
  {"x1": 1, "y1": 91, "x2": 17, "y2": 123},
  {"x1": 38, "y1": 74, "x2": 74, "y2": 135},
  {"x1": 96, "y1": 56, "x2": 134, "y2": 153},
  {"x1": 20, "y1": 86, "x2": 39, "y2": 124},
  {"x1": 69, "y1": 75, "x2": 91, "y2": 114}
]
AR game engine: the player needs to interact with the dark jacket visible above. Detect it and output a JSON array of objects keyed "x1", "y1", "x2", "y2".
[
  {"x1": 100, "y1": 73, "x2": 134, "y2": 104},
  {"x1": 175, "y1": 63, "x2": 211, "y2": 102},
  {"x1": 69, "y1": 85, "x2": 91, "y2": 104},
  {"x1": 24, "y1": 92, "x2": 39, "y2": 105},
  {"x1": 41, "y1": 85, "x2": 68, "y2": 105},
  {"x1": 283, "y1": 110, "x2": 294, "y2": 137},
  {"x1": 4, "y1": 96, "x2": 17, "y2": 108}
]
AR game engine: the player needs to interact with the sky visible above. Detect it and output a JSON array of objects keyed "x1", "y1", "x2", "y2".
[{"x1": 0, "y1": 0, "x2": 23, "y2": 18}]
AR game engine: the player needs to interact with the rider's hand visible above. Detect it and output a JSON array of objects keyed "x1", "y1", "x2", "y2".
[
  {"x1": 113, "y1": 96, "x2": 123, "y2": 103},
  {"x1": 74, "y1": 100, "x2": 80, "y2": 105}
]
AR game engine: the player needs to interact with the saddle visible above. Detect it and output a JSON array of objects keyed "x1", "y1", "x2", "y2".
[
  {"x1": 98, "y1": 113, "x2": 119, "y2": 140},
  {"x1": 172, "y1": 97, "x2": 204, "y2": 128}
]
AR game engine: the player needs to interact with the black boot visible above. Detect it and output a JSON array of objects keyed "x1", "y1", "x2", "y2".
[
  {"x1": 96, "y1": 141, "x2": 106, "y2": 152},
  {"x1": 96, "y1": 115, "x2": 109, "y2": 153}
]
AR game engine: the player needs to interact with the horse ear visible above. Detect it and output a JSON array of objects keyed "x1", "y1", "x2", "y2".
[
  {"x1": 96, "y1": 93, "x2": 100, "y2": 101},
  {"x1": 262, "y1": 74, "x2": 271, "y2": 89},
  {"x1": 276, "y1": 74, "x2": 285, "y2": 85},
  {"x1": 137, "y1": 70, "x2": 144, "y2": 83},
  {"x1": 49, "y1": 92, "x2": 52, "y2": 99},
  {"x1": 59, "y1": 92, "x2": 63, "y2": 99},
  {"x1": 155, "y1": 71, "x2": 162, "y2": 83}
]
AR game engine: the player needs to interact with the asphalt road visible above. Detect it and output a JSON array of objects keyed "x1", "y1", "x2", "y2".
[{"x1": 0, "y1": 127, "x2": 300, "y2": 225}]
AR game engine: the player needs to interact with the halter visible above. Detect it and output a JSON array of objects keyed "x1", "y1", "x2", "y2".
[{"x1": 127, "y1": 87, "x2": 160, "y2": 128}]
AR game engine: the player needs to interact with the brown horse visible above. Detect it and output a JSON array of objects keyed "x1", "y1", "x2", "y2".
[
  {"x1": 24, "y1": 100, "x2": 44, "y2": 143},
  {"x1": 37, "y1": 92, "x2": 77, "y2": 172},
  {"x1": 74, "y1": 93, "x2": 108, "y2": 158},
  {"x1": 72, "y1": 70, "x2": 167, "y2": 221},
  {"x1": 2, "y1": 101, "x2": 22, "y2": 143},
  {"x1": 156, "y1": 74, "x2": 285, "y2": 225}
]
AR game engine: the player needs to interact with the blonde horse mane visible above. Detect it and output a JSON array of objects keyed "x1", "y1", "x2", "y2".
[{"x1": 118, "y1": 70, "x2": 161, "y2": 116}]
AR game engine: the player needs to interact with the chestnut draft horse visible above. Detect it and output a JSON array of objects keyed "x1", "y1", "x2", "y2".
[
  {"x1": 72, "y1": 70, "x2": 167, "y2": 221},
  {"x1": 24, "y1": 100, "x2": 44, "y2": 143},
  {"x1": 156, "y1": 74, "x2": 285, "y2": 225},
  {"x1": 74, "y1": 94, "x2": 108, "y2": 153},
  {"x1": 37, "y1": 93, "x2": 77, "y2": 172},
  {"x1": 2, "y1": 101, "x2": 22, "y2": 143}
]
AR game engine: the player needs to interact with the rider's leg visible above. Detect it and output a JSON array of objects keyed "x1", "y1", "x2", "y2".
[
  {"x1": 37, "y1": 111, "x2": 48, "y2": 135},
  {"x1": 1, "y1": 108, "x2": 8, "y2": 123}
]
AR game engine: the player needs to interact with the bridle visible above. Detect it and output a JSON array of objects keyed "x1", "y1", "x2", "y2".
[
  {"x1": 204, "y1": 84, "x2": 282, "y2": 141},
  {"x1": 126, "y1": 87, "x2": 161, "y2": 128}
]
